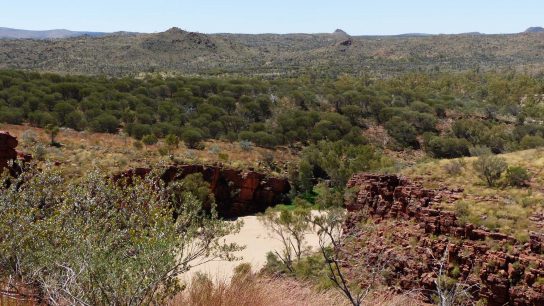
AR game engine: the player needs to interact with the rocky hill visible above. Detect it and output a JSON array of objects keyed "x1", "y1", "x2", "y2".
[
  {"x1": 524, "y1": 27, "x2": 544, "y2": 33},
  {"x1": 2, "y1": 28, "x2": 544, "y2": 76},
  {"x1": 344, "y1": 173, "x2": 544, "y2": 305}
]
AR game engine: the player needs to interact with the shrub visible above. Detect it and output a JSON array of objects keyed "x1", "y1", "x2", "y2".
[
  {"x1": 410, "y1": 101, "x2": 433, "y2": 113},
  {"x1": 443, "y1": 159, "x2": 466, "y2": 176},
  {"x1": 0, "y1": 107, "x2": 24, "y2": 124},
  {"x1": 453, "y1": 119, "x2": 487, "y2": 145},
  {"x1": 126, "y1": 123, "x2": 153, "y2": 140},
  {"x1": 454, "y1": 201, "x2": 470, "y2": 224},
  {"x1": 158, "y1": 146, "x2": 169, "y2": 156},
  {"x1": 427, "y1": 137, "x2": 470, "y2": 158},
  {"x1": 239, "y1": 140, "x2": 253, "y2": 151},
  {"x1": 164, "y1": 133, "x2": 180, "y2": 148},
  {"x1": 297, "y1": 141, "x2": 386, "y2": 189},
  {"x1": 21, "y1": 130, "x2": 38, "y2": 145},
  {"x1": 0, "y1": 168, "x2": 239, "y2": 305},
  {"x1": 90, "y1": 113, "x2": 119, "y2": 133},
  {"x1": 181, "y1": 128, "x2": 204, "y2": 149},
  {"x1": 519, "y1": 135, "x2": 544, "y2": 149},
  {"x1": 65, "y1": 111, "x2": 87, "y2": 131},
  {"x1": 33, "y1": 143, "x2": 47, "y2": 161},
  {"x1": 28, "y1": 111, "x2": 56, "y2": 127},
  {"x1": 218, "y1": 152, "x2": 229, "y2": 162},
  {"x1": 208, "y1": 144, "x2": 221, "y2": 154},
  {"x1": 469, "y1": 145, "x2": 492, "y2": 157},
  {"x1": 384, "y1": 117, "x2": 419, "y2": 149},
  {"x1": 142, "y1": 134, "x2": 158, "y2": 146},
  {"x1": 473, "y1": 154, "x2": 508, "y2": 187},
  {"x1": 505, "y1": 166, "x2": 530, "y2": 187},
  {"x1": 133, "y1": 140, "x2": 143, "y2": 150}
]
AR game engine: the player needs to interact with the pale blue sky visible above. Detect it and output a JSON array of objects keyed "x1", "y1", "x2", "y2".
[{"x1": 1, "y1": 0, "x2": 543, "y2": 35}]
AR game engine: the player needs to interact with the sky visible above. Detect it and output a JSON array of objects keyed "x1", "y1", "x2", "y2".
[{"x1": 1, "y1": 0, "x2": 543, "y2": 35}]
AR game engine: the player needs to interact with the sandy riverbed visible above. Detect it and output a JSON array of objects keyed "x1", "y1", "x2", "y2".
[{"x1": 183, "y1": 214, "x2": 322, "y2": 282}]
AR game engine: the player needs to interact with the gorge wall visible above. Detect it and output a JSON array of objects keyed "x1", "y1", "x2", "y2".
[
  {"x1": 115, "y1": 165, "x2": 290, "y2": 218},
  {"x1": 344, "y1": 173, "x2": 544, "y2": 306}
]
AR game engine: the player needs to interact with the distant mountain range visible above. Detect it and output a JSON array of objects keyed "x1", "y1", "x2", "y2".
[
  {"x1": 1, "y1": 26, "x2": 543, "y2": 39},
  {"x1": 0, "y1": 27, "x2": 110, "y2": 39},
  {"x1": 1, "y1": 26, "x2": 544, "y2": 76}
]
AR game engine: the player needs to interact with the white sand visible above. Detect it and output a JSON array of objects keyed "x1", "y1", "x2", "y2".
[{"x1": 183, "y1": 214, "x2": 322, "y2": 282}]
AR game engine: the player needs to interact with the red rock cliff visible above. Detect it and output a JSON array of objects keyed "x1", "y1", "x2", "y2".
[
  {"x1": 345, "y1": 173, "x2": 544, "y2": 306},
  {"x1": 0, "y1": 131, "x2": 31, "y2": 175},
  {"x1": 115, "y1": 165, "x2": 290, "y2": 218}
]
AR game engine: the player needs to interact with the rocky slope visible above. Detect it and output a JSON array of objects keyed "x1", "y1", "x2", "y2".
[
  {"x1": 344, "y1": 173, "x2": 544, "y2": 305},
  {"x1": 115, "y1": 164, "x2": 290, "y2": 218},
  {"x1": 0, "y1": 131, "x2": 31, "y2": 175}
]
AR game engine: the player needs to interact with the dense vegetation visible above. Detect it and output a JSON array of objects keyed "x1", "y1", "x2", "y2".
[
  {"x1": 2, "y1": 67, "x2": 544, "y2": 305},
  {"x1": 1, "y1": 69, "x2": 544, "y2": 159}
]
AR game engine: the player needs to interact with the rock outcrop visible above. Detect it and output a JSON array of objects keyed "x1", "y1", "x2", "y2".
[
  {"x1": 115, "y1": 165, "x2": 290, "y2": 218},
  {"x1": 345, "y1": 173, "x2": 544, "y2": 306},
  {"x1": 0, "y1": 131, "x2": 31, "y2": 175}
]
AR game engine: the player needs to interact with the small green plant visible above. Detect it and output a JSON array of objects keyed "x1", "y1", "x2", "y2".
[
  {"x1": 158, "y1": 146, "x2": 169, "y2": 156},
  {"x1": 218, "y1": 152, "x2": 229, "y2": 162},
  {"x1": 454, "y1": 201, "x2": 470, "y2": 225},
  {"x1": 208, "y1": 144, "x2": 221, "y2": 154},
  {"x1": 505, "y1": 166, "x2": 530, "y2": 187},
  {"x1": 450, "y1": 265, "x2": 461, "y2": 278},
  {"x1": 133, "y1": 140, "x2": 143, "y2": 150}
]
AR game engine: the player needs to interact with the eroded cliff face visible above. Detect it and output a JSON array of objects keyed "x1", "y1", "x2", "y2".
[
  {"x1": 345, "y1": 173, "x2": 544, "y2": 306},
  {"x1": 115, "y1": 165, "x2": 290, "y2": 218},
  {"x1": 0, "y1": 131, "x2": 31, "y2": 175}
]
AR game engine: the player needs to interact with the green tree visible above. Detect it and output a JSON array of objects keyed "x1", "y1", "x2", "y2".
[
  {"x1": 259, "y1": 207, "x2": 311, "y2": 272},
  {"x1": 181, "y1": 128, "x2": 204, "y2": 149},
  {"x1": 473, "y1": 154, "x2": 508, "y2": 187},
  {"x1": 44, "y1": 124, "x2": 59, "y2": 145},
  {"x1": 90, "y1": 113, "x2": 119, "y2": 133},
  {"x1": 142, "y1": 134, "x2": 158, "y2": 146},
  {"x1": 165, "y1": 133, "x2": 180, "y2": 149},
  {"x1": 384, "y1": 117, "x2": 419, "y2": 149}
]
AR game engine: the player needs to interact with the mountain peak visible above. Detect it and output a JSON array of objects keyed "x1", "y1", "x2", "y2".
[
  {"x1": 525, "y1": 26, "x2": 544, "y2": 33},
  {"x1": 164, "y1": 27, "x2": 187, "y2": 34},
  {"x1": 333, "y1": 29, "x2": 349, "y2": 36}
]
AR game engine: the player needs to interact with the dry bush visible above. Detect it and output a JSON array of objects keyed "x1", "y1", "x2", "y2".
[
  {"x1": 170, "y1": 265, "x2": 424, "y2": 306},
  {"x1": 443, "y1": 159, "x2": 465, "y2": 176},
  {"x1": 170, "y1": 265, "x2": 348, "y2": 306}
]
